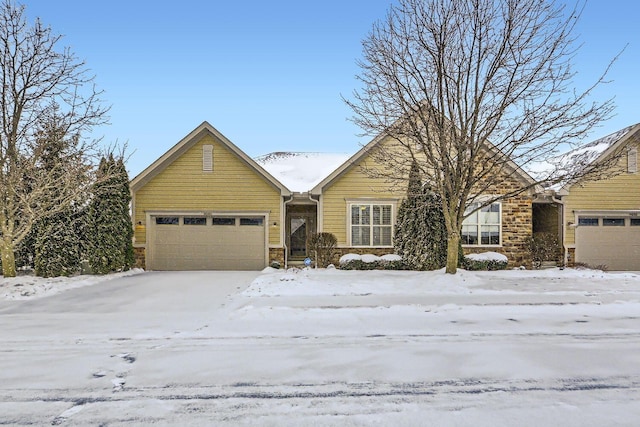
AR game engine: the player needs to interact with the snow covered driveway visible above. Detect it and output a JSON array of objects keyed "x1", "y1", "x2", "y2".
[{"x1": 1, "y1": 268, "x2": 639, "y2": 425}]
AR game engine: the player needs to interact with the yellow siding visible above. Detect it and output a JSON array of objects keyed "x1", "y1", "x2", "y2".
[
  {"x1": 133, "y1": 134, "x2": 282, "y2": 246},
  {"x1": 563, "y1": 144, "x2": 640, "y2": 245},
  {"x1": 322, "y1": 141, "x2": 406, "y2": 245}
]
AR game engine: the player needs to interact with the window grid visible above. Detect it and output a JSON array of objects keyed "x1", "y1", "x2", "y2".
[
  {"x1": 351, "y1": 204, "x2": 393, "y2": 246},
  {"x1": 462, "y1": 202, "x2": 501, "y2": 246}
]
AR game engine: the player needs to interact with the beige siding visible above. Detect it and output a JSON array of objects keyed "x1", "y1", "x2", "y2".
[
  {"x1": 320, "y1": 136, "x2": 533, "y2": 265},
  {"x1": 133, "y1": 134, "x2": 282, "y2": 246},
  {"x1": 321, "y1": 138, "x2": 411, "y2": 245},
  {"x1": 322, "y1": 161, "x2": 405, "y2": 245},
  {"x1": 563, "y1": 145, "x2": 640, "y2": 246}
]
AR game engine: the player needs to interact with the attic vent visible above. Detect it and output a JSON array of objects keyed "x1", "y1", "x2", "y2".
[
  {"x1": 203, "y1": 145, "x2": 213, "y2": 172},
  {"x1": 628, "y1": 146, "x2": 637, "y2": 173}
]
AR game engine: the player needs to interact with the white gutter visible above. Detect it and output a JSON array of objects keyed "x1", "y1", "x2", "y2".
[{"x1": 283, "y1": 195, "x2": 294, "y2": 269}]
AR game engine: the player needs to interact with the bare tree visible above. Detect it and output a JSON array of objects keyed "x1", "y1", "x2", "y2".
[
  {"x1": 0, "y1": 1, "x2": 108, "y2": 277},
  {"x1": 346, "y1": 0, "x2": 618, "y2": 273}
]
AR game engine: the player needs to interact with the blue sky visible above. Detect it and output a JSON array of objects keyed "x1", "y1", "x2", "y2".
[{"x1": 22, "y1": 1, "x2": 639, "y2": 177}]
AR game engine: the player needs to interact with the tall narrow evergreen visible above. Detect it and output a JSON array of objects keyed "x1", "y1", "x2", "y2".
[
  {"x1": 31, "y1": 115, "x2": 85, "y2": 277},
  {"x1": 34, "y1": 208, "x2": 81, "y2": 277},
  {"x1": 395, "y1": 161, "x2": 448, "y2": 270},
  {"x1": 87, "y1": 155, "x2": 134, "y2": 274}
]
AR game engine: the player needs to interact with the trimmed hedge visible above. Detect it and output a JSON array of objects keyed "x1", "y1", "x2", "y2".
[{"x1": 462, "y1": 257, "x2": 508, "y2": 271}]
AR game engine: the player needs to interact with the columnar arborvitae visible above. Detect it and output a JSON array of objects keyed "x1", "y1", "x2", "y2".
[
  {"x1": 34, "y1": 208, "x2": 81, "y2": 277},
  {"x1": 395, "y1": 161, "x2": 448, "y2": 270},
  {"x1": 31, "y1": 117, "x2": 85, "y2": 277},
  {"x1": 87, "y1": 155, "x2": 134, "y2": 274}
]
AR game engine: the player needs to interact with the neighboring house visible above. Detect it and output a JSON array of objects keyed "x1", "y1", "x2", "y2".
[
  {"x1": 131, "y1": 121, "x2": 540, "y2": 271},
  {"x1": 556, "y1": 123, "x2": 640, "y2": 270}
]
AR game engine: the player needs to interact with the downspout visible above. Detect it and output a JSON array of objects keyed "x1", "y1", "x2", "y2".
[
  {"x1": 552, "y1": 195, "x2": 567, "y2": 266},
  {"x1": 283, "y1": 195, "x2": 294, "y2": 269},
  {"x1": 308, "y1": 193, "x2": 320, "y2": 268}
]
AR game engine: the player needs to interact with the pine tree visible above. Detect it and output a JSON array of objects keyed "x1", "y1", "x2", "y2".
[
  {"x1": 395, "y1": 161, "x2": 448, "y2": 270},
  {"x1": 86, "y1": 155, "x2": 134, "y2": 274},
  {"x1": 31, "y1": 114, "x2": 86, "y2": 277},
  {"x1": 34, "y1": 208, "x2": 81, "y2": 277}
]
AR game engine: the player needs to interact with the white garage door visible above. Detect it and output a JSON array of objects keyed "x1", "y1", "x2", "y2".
[
  {"x1": 148, "y1": 215, "x2": 266, "y2": 271},
  {"x1": 575, "y1": 215, "x2": 640, "y2": 270}
]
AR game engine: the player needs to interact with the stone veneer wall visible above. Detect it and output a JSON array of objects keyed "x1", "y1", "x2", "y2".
[
  {"x1": 133, "y1": 247, "x2": 146, "y2": 270},
  {"x1": 269, "y1": 248, "x2": 285, "y2": 267},
  {"x1": 464, "y1": 194, "x2": 533, "y2": 267},
  {"x1": 331, "y1": 197, "x2": 533, "y2": 268}
]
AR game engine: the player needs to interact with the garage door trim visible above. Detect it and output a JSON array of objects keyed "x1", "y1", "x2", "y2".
[
  {"x1": 573, "y1": 209, "x2": 640, "y2": 270},
  {"x1": 145, "y1": 210, "x2": 270, "y2": 270}
]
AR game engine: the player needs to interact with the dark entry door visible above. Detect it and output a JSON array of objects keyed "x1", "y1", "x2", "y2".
[{"x1": 289, "y1": 216, "x2": 308, "y2": 258}]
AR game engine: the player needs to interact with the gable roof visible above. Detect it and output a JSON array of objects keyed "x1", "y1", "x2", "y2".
[
  {"x1": 310, "y1": 130, "x2": 540, "y2": 195},
  {"x1": 130, "y1": 121, "x2": 291, "y2": 196},
  {"x1": 557, "y1": 123, "x2": 640, "y2": 194}
]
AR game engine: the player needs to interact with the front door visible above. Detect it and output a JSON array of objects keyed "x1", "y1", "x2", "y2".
[
  {"x1": 290, "y1": 216, "x2": 308, "y2": 258},
  {"x1": 286, "y1": 203, "x2": 317, "y2": 260}
]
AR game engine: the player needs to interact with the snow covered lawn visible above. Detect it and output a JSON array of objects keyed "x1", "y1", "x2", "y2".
[
  {"x1": 0, "y1": 269, "x2": 144, "y2": 301},
  {"x1": 1, "y1": 267, "x2": 639, "y2": 425}
]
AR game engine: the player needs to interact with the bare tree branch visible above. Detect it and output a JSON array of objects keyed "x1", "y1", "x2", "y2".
[
  {"x1": 345, "y1": 0, "x2": 618, "y2": 273},
  {"x1": 0, "y1": 1, "x2": 109, "y2": 277}
]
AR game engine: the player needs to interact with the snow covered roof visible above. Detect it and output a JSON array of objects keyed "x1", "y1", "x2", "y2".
[
  {"x1": 527, "y1": 123, "x2": 640, "y2": 189},
  {"x1": 255, "y1": 152, "x2": 352, "y2": 193},
  {"x1": 556, "y1": 124, "x2": 638, "y2": 172}
]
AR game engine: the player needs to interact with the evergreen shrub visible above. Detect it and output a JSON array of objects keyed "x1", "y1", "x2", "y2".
[
  {"x1": 462, "y1": 257, "x2": 508, "y2": 271},
  {"x1": 394, "y1": 161, "x2": 448, "y2": 270}
]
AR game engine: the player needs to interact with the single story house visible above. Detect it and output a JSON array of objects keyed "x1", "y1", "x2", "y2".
[{"x1": 130, "y1": 121, "x2": 542, "y2": 270}]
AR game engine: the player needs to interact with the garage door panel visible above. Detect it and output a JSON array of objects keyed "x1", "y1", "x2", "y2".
[
  {"x1": 149, "y1": 215, "x2": 266, "y2": 271},
  {"x1": 576, "y1": 221, "x2": 640, "y2": 270}
]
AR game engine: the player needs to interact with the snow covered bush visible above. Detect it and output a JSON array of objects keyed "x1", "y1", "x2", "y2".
[
  {"x1": 463, "y1": 252, "x2": 508, "y2": 271},
  {"x1": 339, "y1": 253, "x2": 406, "y2": 270},
  {"x1": 307, "y1": 232, "x2": 337, "y2": 267},
  {"x1": 394, "y1": 162, "x2": 448, "y2": 270}
]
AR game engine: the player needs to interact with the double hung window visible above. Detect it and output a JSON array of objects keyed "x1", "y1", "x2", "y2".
[
  {"x1": 351, "y1": 203, "x2": 393, "y2": 246},
  {"x1": 462, "y1": 202, "x2": 501, "y2": 245}
]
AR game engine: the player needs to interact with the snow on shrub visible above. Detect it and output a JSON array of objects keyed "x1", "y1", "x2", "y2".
[
  {"x1": 339, "y1": 253, "x2": 406, "y2": 270},
  {"x1": 361, "y1": 254, "x2": 380, "y2": 263},
  {"x1": 339, "y1": 253, "x2": 362, "y2": 264},
  {"x1": 465, "y1": 252, "x2": 508, "y2": 262},
  {"x1": 463, "y1": 251, "x2": 508, "y2": 271}
]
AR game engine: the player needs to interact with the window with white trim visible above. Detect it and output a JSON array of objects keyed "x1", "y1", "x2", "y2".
[
  {"x1": 350, "y1": 203, "x2": 393, "y2": 246},
  {"x1": 462, "y1": 202, "x2": 501, "y2": 245}
]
